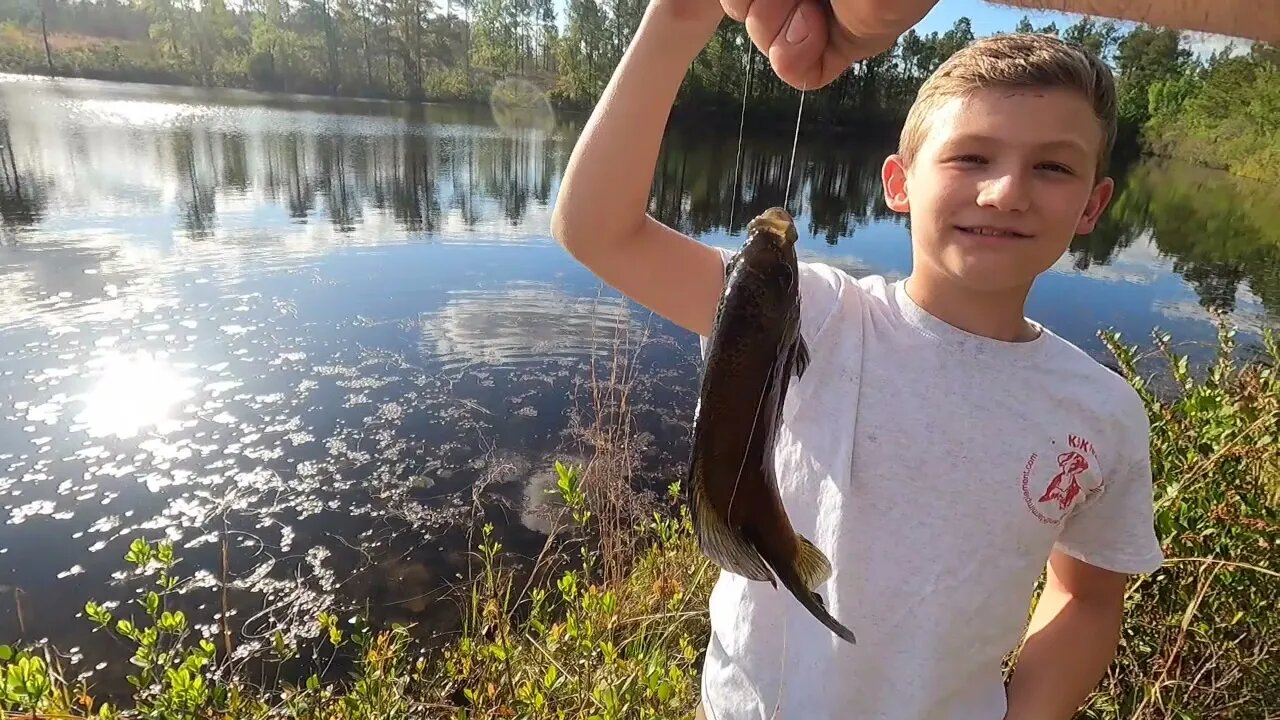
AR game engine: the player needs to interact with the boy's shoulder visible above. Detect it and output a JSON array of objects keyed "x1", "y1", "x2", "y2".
[{"x1": 1035, "y1": 324, "x2": 1153, "y2": 443}]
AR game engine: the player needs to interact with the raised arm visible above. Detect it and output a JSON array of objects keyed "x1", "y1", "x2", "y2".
[
  {"x1": 551, "y1": 0, "x2": 730, "y2": 338},
  {"x1": 730, "y1": 0, "x2": 1280, "y2": 90},
  {"x1": 991, "y1": 0, "x2": 1279, "y2": 44}
]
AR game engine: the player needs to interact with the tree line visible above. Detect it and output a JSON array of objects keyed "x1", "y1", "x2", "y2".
[
  {"x1": 3, "y1": 96, "x2": 1275, "y2": 318},
  {"x1": 0, "y1": 0, "x2": 1275, "y2": 178}
]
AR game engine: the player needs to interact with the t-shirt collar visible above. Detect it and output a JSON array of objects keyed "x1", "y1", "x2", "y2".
[{"x1": 891, "y1": 278, "x2": 1052, "y2": 359}]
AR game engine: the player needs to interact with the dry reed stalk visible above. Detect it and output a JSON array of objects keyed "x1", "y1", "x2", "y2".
[{"x1": 571, "y1": 292, "x2": 661, "y2": 586}]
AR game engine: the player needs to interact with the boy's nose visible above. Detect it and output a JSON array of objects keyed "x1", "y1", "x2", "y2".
[{"x1": 976, "y1": 173, "x2": 1031, "y2": 213}]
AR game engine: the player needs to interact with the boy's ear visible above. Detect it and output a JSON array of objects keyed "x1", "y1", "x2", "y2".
[
  {"x1": 882, "y1": 154, "x2": 910, "y2": 213},
  {"x1": 1074, "y1": 176, "x2": 1115, "y2": 234}
]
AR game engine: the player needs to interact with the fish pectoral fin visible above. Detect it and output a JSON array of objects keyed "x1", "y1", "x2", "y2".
[
  {"x1": 793, "y1": 334, "x2": 810, "y2": 379},
  {"x1": 693, "y1": 482, "x2": 774, "y2": 584},
  {"x1": 724, "y1": 253, "x2": 741, "y2": 281},
  {"x1": 794, "y1": 534, "x2": 833, "y2": 591}
]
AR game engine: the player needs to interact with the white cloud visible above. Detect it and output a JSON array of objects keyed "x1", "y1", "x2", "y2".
[{"x1": 1181, "y1": 30, "x2": 1254, "y2": 59}]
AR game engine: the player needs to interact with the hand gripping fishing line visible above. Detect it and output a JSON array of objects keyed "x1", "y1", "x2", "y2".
[{"x1": 704, "y1": 27, "x2": 806, "y2": 720}]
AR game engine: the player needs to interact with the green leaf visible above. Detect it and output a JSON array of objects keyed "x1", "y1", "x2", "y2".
[
  {"x1": 125, "y1": 538, "x2": 150, "y2": 566},
  {"x1": 0, "y1": 645, "x2": 12, "y2": 662},
  {"x1": 657, "y1": 681, "x2": 673, "y2": 703}
]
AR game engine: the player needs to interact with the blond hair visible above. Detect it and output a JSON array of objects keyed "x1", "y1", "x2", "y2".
[{"x1": 898, "y1": 32, "x2": 1118, "y2": 179}]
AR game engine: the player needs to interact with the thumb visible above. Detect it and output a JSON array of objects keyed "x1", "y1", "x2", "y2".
[
  {"x1": 752, "y1": 0, "x2": 840, "y2": 89},
  {"x1": 764, "y1": 0, "x2": 903, "y2": 90}
]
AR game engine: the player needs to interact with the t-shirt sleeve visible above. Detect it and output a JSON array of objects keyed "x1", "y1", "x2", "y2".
[
  {"x1": 697, "y1": 246, "x2": 846, "y2": 359},
  {"x1": 1053, "y1": 404, "x2": 1165, "y2": 575}
]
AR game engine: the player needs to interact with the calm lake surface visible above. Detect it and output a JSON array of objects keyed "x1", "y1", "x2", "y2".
[{"x1": 2, "y1": 74, "x2": 1278, "y2": 697}]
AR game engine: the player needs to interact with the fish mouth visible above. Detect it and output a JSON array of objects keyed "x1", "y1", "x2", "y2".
[{"x1": 749, "y1": 207, "x2": 798, "y2": 247}]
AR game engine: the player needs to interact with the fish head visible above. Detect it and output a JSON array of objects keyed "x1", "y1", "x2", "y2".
[{"x1": 747, "y1": 207, "x2": 798, "y2": 250}]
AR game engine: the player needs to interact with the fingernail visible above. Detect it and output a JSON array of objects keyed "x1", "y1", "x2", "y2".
[{"x1": 785, "y1": 7, "x2": 809, "y2": 44}]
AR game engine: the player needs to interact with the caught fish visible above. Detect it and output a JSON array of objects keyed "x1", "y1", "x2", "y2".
[{"x1": 686, "y1": 206, "x2": 856, "y2": 644}]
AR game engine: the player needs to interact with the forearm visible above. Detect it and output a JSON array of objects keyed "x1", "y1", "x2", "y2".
[
  {"x1": 989, "y1": 0, "x2": 1280, "y2": 43},
  {"x1": 552, "y1": 3, "x2": 719, "y2": 255},
  {"x1": 1004, "y1": 586, "x2": 1124, "y2": 720}
]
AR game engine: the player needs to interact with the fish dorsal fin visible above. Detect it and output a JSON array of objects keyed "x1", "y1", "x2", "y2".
[{"x1": 692, "y1": 477, "x2": 774, "y2": 584}]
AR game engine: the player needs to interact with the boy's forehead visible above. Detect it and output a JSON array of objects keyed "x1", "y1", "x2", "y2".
[{"x1": 923, "y1": 87, "x2": 1102, "y2": 156}]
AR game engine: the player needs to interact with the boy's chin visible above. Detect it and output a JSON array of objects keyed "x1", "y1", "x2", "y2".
[{"x1": 925, "y1": 252, "x2": 1050, "y2": 294}]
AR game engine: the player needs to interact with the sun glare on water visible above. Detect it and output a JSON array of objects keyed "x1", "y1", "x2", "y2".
[{"x1": 75, "y1": 351, "x2": 198, "y2": 439}]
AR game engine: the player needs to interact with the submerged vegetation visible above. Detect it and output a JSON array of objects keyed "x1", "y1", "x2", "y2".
[{"x1": 1, "y1": 320, "x2": 1278, "y2": 719}]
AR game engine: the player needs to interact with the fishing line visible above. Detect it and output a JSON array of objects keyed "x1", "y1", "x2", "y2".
[
  {"x1": 729, "y1": 29, "x2": 807, "y2": 225},
  {"x1": 728, "y1": 34, "x2": 753, "y2": 232},
  {"x1": 768, "y1": 611, "x2": 790, "y2": 719},
  {"x1": 784, "y1": 82, "x2": 806, "y2": 210}
]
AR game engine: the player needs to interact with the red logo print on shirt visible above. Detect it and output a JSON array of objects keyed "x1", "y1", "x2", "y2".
[
  {"x1": 1040, "y1": 451, "x2": 1089, "y2": 510},
  {"x1": 1021, "y1": 435, "x2": 1103, "y2": 524}
]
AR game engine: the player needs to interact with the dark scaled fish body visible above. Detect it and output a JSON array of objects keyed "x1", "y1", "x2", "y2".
[{"x1": 686, "y1": 206, "x2": 856, "y2": 644}]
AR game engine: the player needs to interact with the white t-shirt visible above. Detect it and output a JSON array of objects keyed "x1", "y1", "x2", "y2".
[{"x1": 696, "y1": 251, "x2": 1164, "y2": 720}]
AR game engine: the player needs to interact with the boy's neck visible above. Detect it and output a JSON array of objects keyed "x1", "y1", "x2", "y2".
[{"x1": 904, "y1": 272, "x2": 1040, "y2": 343}]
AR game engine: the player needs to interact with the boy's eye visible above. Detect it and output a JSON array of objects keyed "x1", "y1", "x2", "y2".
[
  {"x1": 1037, "y1": 162, "x2": 1074, "y2": 174},
  {"x1": 947, "y1": 154, "x2": 986, "y2": 164}
]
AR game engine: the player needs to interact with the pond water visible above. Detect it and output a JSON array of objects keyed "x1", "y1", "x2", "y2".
[{"x1": 1, "y1": 74, "x2": 1277, "y2": 699}]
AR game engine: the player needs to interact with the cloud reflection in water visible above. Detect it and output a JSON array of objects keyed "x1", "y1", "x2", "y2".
[{"x1": 421, "y1": 282, "x2": 638, "y2": 370}]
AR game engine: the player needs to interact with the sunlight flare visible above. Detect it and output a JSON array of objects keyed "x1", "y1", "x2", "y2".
[{"x1": 75, "y1": 350, "x2": 197, "y2": 439}]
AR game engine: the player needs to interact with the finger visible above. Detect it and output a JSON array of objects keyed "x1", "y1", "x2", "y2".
[
  {"x1": 774, "y1": 2, "x2": 899, "y2": 89},
  {"x1": 828, "y1": 0, "x2": 936, "y2": 45},
  {"x1": 812, "y1": 27, "x2": 897, "y2": 86},
  {"x1": 744, "y1": 0, "x2": 825, "y2": 85},
  {"x1": 721, "y1": 0, "x2": 753, "y2": 23}
]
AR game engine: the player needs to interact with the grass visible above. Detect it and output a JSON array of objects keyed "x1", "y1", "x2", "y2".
[{"x1": 1, "y1": 320, "x2": 1277, "y2": 719}]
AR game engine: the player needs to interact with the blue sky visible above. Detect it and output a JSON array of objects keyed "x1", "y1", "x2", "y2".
[
  {"x1": 912, "y1": 0, "x2": 1248, "y2": 55},
  {"x1": 548, "y1": 0, "x2": 1250, "y2": 58},
  {"x1": 914, "y1": 0, "x2": 1075, "y2": 36},
  {"x1": 911, "y1": 0, "x2": 1249, "y2": 55},
  {"x1": 545, "y1": 0, "x2": 1078, "y2": 35}
]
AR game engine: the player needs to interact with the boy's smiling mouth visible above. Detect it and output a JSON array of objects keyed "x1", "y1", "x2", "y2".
[{"x1": 955, "y1": 225, "x2": 1033, "y2": 239}]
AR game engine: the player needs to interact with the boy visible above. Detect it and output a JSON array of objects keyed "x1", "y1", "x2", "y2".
[{"x1": 550, "y1": 1, "x2": 1164, "y2": 718}]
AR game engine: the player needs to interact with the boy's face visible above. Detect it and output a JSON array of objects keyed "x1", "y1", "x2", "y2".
[{"x1": 881, "y1": 85, "x2": 1114, "y2": 296}]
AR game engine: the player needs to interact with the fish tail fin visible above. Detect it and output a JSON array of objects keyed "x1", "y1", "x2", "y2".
[
  {"x1": 793, "y1": 534, "x2": 832, "y2": 590},
  {"x1": 771, "y1": 541, "x2": 857, "y2": 645}
]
